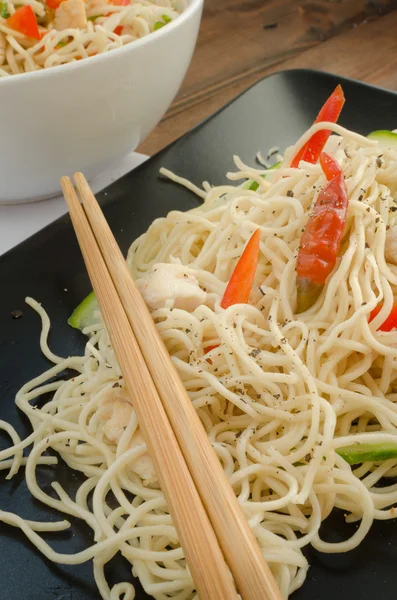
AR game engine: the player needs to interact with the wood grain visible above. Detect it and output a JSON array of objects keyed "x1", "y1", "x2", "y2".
[{"x1": 138, "y1": 1, "x2": 396, "y2": 156}]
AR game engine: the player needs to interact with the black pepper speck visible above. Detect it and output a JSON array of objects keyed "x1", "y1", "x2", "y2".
[{"x1": 11, "y1": 310, "x2": 23, "y2": 319}]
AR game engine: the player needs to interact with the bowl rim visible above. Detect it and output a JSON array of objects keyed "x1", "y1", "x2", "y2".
[{"x1": 0, "y1": 0, "x2": 203, "y2": 88}]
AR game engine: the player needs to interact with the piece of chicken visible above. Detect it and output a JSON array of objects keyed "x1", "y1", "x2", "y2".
[
  {"x1": 0, "y1": 32, "x2": 5, "y2": 67},
  {"x1": 54, "y1": 0, "x2": 87, "y2": 31},
  {"x1": 385, "y1": 225, "x2": 397, "y2": 266},
  {"x1": 127, "y1": 430, "x2": 158, "y2": 487},
  {"x1": 136, "y1": 263, "x2": 207, "y2": 312},
  {"x1": 99, "y1": 395, "x2": 158, "y2": 486},
  {"x1": 101, "y1": 397, "x2": 133, "y2": 444}
]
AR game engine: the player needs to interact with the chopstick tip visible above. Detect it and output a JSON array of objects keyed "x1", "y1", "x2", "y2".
[
  {"x1": 60, "y1": 176, "x2": 81, "y2": 212},
  {"x1": 60, "y1": 175, "x2": 71, "y2": 187},
  {"x1": 73, "y1": 172, "x2": 88, "y2": 186},
  {"x1": 60, "y1": 176, "x2": 74, "y2": 197}
]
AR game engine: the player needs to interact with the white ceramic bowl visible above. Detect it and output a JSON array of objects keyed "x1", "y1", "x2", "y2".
[{"x1": 0, "y1": 0, "x2": 203, "y2": 204}]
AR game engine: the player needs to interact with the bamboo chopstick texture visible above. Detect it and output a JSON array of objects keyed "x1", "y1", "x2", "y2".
[
  {"x1": 74, "y1": 173, "x2": 282, "y2": 600},
  {"x1": 63, "y1": 172, "x2": 282, "y2": 600},
  {"x1": 61, "y1": 176, "x2": 238, "y2": 600}
]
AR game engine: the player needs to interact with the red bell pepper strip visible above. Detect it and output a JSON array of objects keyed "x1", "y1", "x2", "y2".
[
  {"x1": 320, "y1": 151, "x2": 342, "y2": 182},
  {"x1": 369, "y1": 303, "x2": 397, "y2": 332},
  {"x1": 205, "y1": 344, "x2": 219, "y2": 354},
  {"x1": 205, "y1": 229, "x2": 261, "y2": 354},
  {"x1": 221, "y1": 229, "x2": 261, "y2": 309},
  {"x1": 204, "y1": 230, "x2": 261, "y2": 354},
  {"x1": 110, "y1": 0, "x2": 129, "y2": 5},
  {"x1": 296, "y1": 152, "x2": 348, "y2": 312},
  {"x1": 6, "y1": 5, "x2": 40, "y2": 40},
  {"x1": 290, "y1": 85, "x2": 345, "y2": 168},
  {"x1": 46, "y1": 0, "x2": 66, "y2": 10},
  {"x1": 114, "y1": 25, "x2": 123, "y2": 35}
]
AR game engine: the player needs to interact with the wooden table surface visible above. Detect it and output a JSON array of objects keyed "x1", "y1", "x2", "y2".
[{"x1": 139, "y1": 0, "x2": 397, "y2": 156}]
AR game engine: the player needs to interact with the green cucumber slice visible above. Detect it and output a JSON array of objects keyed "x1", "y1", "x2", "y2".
[
  {"x1": 336, "y1": 442, "x2": 397, "y2": 465},
  {"x1": 68, "y1": 292, "x2": 99, "y2": 331},
  {"x1": 367, "y1": 130, "x2": 397, "y2": 150}
]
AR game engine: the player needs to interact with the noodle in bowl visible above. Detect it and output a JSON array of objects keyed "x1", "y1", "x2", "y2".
[
  {"x1": 0, "y1": 0, "x2": 187, "y2": 77},
  {"x1": 0, "y1": 0, "x2": 203, "y2": 203},
  {"x1": 3, "y1": 111, "x2": 397, "y2": 598}
]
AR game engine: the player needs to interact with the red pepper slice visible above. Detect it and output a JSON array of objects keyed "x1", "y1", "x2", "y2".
[
  {"x1": 205, "y1": 344, "x2": 219, "y2": 354},
  {"x1": 114, "y1": 25, "x2": 123, "y2": 35},
  {"x1": 320, "y1": 151, "x2": 342, "y2": 181},
  {"x1": 296, "y1": 153, "x2": 348, "y2": 312},
  {"x1": 221, "y1": 229, "x2": 261, "y2": 309},
  {"x1": 204, "y1": 230, "x2": 261, "y2": 354},
  {"x1": 46, "y1": 0, "x2": 66, "y2": 10},
  {"x1": 109, "y1": 0, "x2": 129, "y2": 5},
  {"x1": 290, "y1": 85, "x2": 345, "y2": 168},
  {"x1": 6, "y1": 5, "x2": 40, "y2": 40},
  {"x1": 369, "y1": 303, "x2": 397, "y2": 332}
]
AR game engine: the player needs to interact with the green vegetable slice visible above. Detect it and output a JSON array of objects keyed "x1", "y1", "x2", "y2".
[
  {"x1": 336, "y1": 442, "x2": 397, "y2": 465},
  {"x1": 367, "y1": 130, "x2": 397, "y2": 150},
  {"x1": 243, "y1": 161, "x2": 281, "y2": 191},
  {"x1": 68, "y1": 292, "x2": 99, "y2": 331},
  {"x1": 0, "y1": 2, "x2": 10, "y2": 18},
  {"x1": 154, "y1": 15, "x2": 172, "y2": 30}
]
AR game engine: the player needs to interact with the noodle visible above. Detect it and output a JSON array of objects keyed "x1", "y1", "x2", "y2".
[
  {"x1": 0, "y1": 0, "x2": 186, "y2": 76},
  {"x1": 2, "y1": 122, "x2": 397, "y2": 599}
]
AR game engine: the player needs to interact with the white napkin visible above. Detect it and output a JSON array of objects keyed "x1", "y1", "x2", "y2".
[{"x1": 0, "y1": 151, "x2": 149, "y2": 256}]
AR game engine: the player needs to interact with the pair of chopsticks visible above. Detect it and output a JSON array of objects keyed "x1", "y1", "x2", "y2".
[{"x1": 61, "y1": 173, "x2": 282, "y2": 600}]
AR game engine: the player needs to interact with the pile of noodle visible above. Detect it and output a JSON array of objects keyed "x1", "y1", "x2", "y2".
[
  {"x1": 2, "y1": 122, "x2": 397, "y2": 599},
  {"x1": 0, "y1": 0, "x2": 185, "y2": 76}
]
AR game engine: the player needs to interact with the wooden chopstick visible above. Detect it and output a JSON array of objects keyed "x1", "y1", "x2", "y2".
[
  {"x1": 61, "y1": 177, "x2": 238, "y2": 600},
  {"x1": 72, "y1": 172, "x2": 282, "y2": 600}
]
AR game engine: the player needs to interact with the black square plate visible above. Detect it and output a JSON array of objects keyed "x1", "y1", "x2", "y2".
[{"x1": 1, "y1": 69, "x2": 397, "y2": 600}]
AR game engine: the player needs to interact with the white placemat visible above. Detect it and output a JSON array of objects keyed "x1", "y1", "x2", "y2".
[{"x1": 0, "y1": 151, "x2": 149, "y2": 256}]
